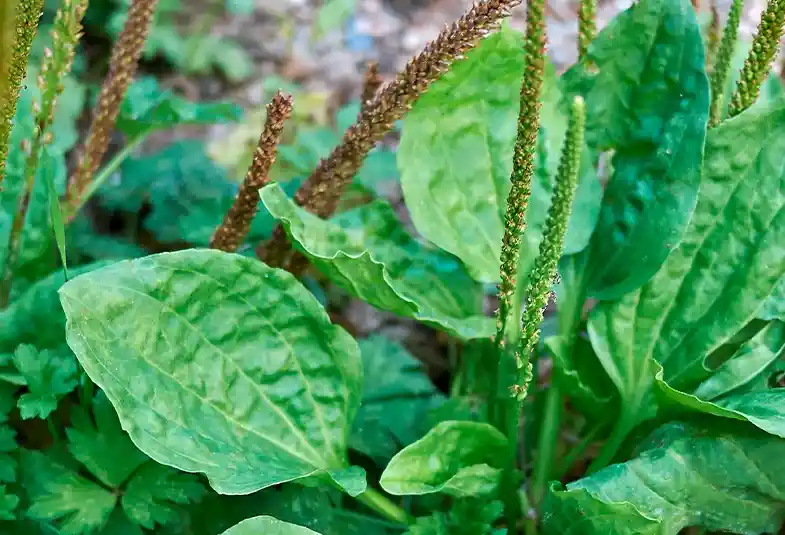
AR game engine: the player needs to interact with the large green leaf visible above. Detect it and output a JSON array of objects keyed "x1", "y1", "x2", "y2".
[
  {"x1": 59, "y1": 250, "x2": 365, "y2": 495},
  {"x1": 562, "y1": 0, "x2": 710, "y2": 298},
  {"x1": 221, "y1": 516, "x2": 321, "y2": 535},
  {"x1": 588, "y1": 105, "x2": 785, "y2": 436},
  {"x1": 260, "y1": 183, "x2": 494, "y2": 340},
  {"x1": 379, "y1": 421, "x2": 507, "y2": 498},
  {"x1": 351, "y1": 336, "x2": 445, "y2": 462},
  {"x1": 397, "y1": 25, "x2": 601, "y2": 283},
  {"x1": 542, "y1": 423, "x2": 785, "y2": 534}
]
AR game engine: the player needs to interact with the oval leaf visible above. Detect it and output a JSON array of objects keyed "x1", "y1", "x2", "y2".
[
  {"x1": 59, "y1": 250, "x2": 364, "y2": 495},
  {"x1": 379, "y1": 421, "x2": 507, "y2": 497},
  {"x1": 563, "y1": 0, "x2": 710, "y2": 298},
  {"x1": 588, "y1": 105, "x2": 785, "y2": 433},
  {"x1": 260, "y1": 183, "x2": 494, "y2": 340},
  {"x1": 221, "y1": 516, "x2": 321, "y2": 535},
  {"x1": 398, "y1": 25, "x2": 600, "y2": 283},
  {"x1": 543, "y1": 423, "x2": 785, "y2": 534}
]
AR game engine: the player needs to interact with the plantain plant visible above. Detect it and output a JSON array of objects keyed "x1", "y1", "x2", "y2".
[{"x1": 2, "y1": 0, "x2": 785, "y2": 533}]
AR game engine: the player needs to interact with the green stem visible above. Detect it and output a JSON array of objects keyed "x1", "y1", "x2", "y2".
[
  {"x1": 64, "y1": 133, "x2": 146, "y2": 222},
  {"x1": 520, "y1": 489, "x2": 538, "y2": 535},
  {"x1": 532, "y1": 383, "x2": 561, "y2": 505},
  {"x1": 354, "y1": 487, "x2": 411, "y2": 525},
  {"x1": 552, "y1": 420, "x2": 605, "y2": 481},
  {"x1": 587, "y1": 411, "x2": 635, "y2": 473}
]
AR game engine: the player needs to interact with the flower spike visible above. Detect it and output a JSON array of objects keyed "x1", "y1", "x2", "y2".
[
  {"x1": 727, "y1": 0, "x2": 785, "y2": 118},
  {"x1": 495, "y1": 0, "x2": 547, "y2": 348},
  {"x1": 66, "y1": 0, "x2": 159, "y2": 210},
  {"x1": 512, "y1": 96, "x2": 584, "y2": 402},
  {"x1": 0, "y1": 0, "x2": 44, "y2": 187},
  {"x1": 709, "y1": 0, "x2": 744, "y2": 126},
  {"x1": 211, "y1": 92, "x2": 293, "y2": 253},
  {"x1": 260, "y1": 0, "x2": 523, "y2": 269},
  {"x1": 578, "y1": 0, "x2": 597, "y2": 59}
]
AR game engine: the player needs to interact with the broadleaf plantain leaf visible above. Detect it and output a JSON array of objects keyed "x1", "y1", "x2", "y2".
[
  {"x1": 562, "y1": 0, "x2": 710, "y2": 298},
  {"x1": 59, "y1": 250, "x2": 364, "y2": 495}
]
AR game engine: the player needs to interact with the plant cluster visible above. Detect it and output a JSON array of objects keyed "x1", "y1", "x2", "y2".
[{"x1": 1, "y1": 0, "x2": 785, "y2": 533}]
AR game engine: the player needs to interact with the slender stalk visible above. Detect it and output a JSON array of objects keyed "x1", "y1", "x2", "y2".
[
  {"x1": 706, "y1": 0, "x2": 721, "y2": 67},
  {"x1": 66, "y1": 0, "x2": 159, "y2": 207},
  {"x1": 64, "y1": 133, "x2": 147, "y2": 222},
  {"x1": 211, "y1": 92, "x2": 293, "y2": 252},
  {"x1": 708, "y1": 0, "x2": 743, "y2": 126},
  {"x1": 0, "y1": 0, "x2": 85, "y2": 307},
  {"x1": 354, "y1": 487, "x2": 411, "y2": 525},
  {"x1": 494, "y1": 0, "x2": 547, "y2": 354},
  {"x1": 587, "y1": 409, "x2": 636, "y2": 473},
  {"x1": 512, "y1": 96, "x2": 584, "y2": 402},
  {"x1": 727, "y1": 0, "x2": 785, "y2": 118},
  {"x1": 0, "y1": 0, "x2": 44, "y2": 187},
  {"x1": 259, "y1": 0, "x2": 523, "y2": 268},
  {"x1": 532, "y1": 383, "x2": 562, "y2": 505},
  {"x1": 552, "y1": 420, "x2": 605, "y2": 481},
  {"x1": 577, "y1": 0, "x2": 596, "y2": 59}
]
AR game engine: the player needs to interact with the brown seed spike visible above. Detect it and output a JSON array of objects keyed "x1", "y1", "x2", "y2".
[
  {"x1": 360, "y1": 61, "x2": 383, "y2": 115},
  {"x1": 65, "y1": 0, "x2": 159, "y2": 210},
  {"x1": 211, "y1": 92, "x2": 293, "y2": 253},
  {"x1": 259, "y1": 0, "x2": 522, "y2": 269}
]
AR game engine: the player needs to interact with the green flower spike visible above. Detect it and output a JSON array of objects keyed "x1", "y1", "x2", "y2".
[
  {"x1": 512, "y1": 96, "x2": 584, "y2": 402},
  {"x1": 495, "y1": 0, "x2": 547, "y2": 349},
  {"x1": 0, "y1": 0, "x2": 44, "y2": 187},
  {"x1": 578, "y1": 0, "x2": 597, "y2": 59},
  {"x1": 0, "y1": 0, "x2": 85, "y2": 308},
  {"x1": 727, "y1": 0, "x2": 785, "y2": 119},
  {"x1": 709, "y1": 0, "x2": 744, "y2": 126}
]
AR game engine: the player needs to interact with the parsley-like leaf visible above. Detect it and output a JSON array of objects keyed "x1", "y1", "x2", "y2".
[
  {"x1": 12, "y1": 344, "x2": 78, "y2": 420},
  {"x1": 21, "y1": 450, "x2": 117, "y2": 535},
  {"x1": 120, "y1": 462, "x2": 205, "y2": 529},
  {"x1": 65, "y1": 393, "x2": 149, "y2": 489}
]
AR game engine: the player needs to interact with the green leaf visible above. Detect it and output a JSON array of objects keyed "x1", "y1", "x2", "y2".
[
  {"x1": 12, "y1": 344, "x2": 78, "y2": 420},
  {"x1": 379, "y1": 421, "x2": 507, "y2": 497},
  {"x1": 351, "y1": 336, "x2": 445, "y2": 462},
  {"x1": 43, "y1": 149, "x2": 68, "y2": 278},
  {"x1": 65, "y1": 392, "x2": 149, "y2": 488},
  {"x1": 0, "y1": 262, "x2": 110, "y2": 354},
  {"x1": 260, "y1": 183, "x2": 494, "y2": 340},
  {"x1": 542, "y1": 423, "x2": 785, "y2": 534},
  {"x1": 588, "y1": 104, "x2": 785, "y2": 435},
  {"x1": 59, "y1": 250, "x2": 364, "y2": 495},
  {"x1": 0, "y1": 486, "x2": 19, "y2": 521},
  {"x1": 404, "y1": 499, "x2": 505, "y2": 535},
  {"x1": 0, "y1": 383, "x2": 18, "y2": 484},
  {"x1": 398, "y1": 26, "x2": 600, "y2": 283},
  {"x1": 562, "y1": 0, "x2": 710, "y2": 299},
  {"x1": 101, "y1": 141, "x2": 300, "y2": 248},
  {"x1": 220, "y1": 516, "x2": 322, "y2": 535},
  {"x1": 116, "y1": 78, "x2": 242, "y2": 138},
  {"x1": 121, "y1": 462, "x2": 205, "y2": 529},
  {"x1": 760, "y1": 277, "x2": 785, "y2": 321},
  {"x1": 693, "y1": 321, "x2": 785, "y2": 400},
  {"x1": 21, "y1": 450, "x2": 117, "y2": 535},
  {"x1": 0, "y1": 108, "x2": 69, "y2": 293}
]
